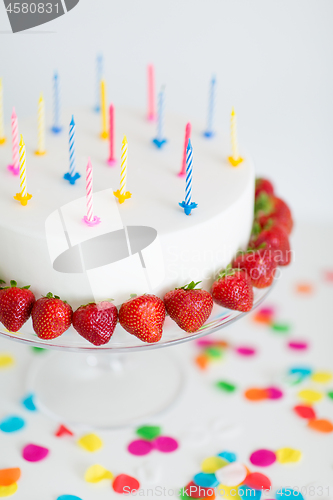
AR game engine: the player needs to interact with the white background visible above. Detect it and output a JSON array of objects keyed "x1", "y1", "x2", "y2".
[{"x1": 0, "y1": 0, "x2": 333, "y2": 224}]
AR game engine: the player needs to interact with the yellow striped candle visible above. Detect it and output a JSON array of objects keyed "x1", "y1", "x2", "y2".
[
  {"x1": 113, "y1": 135, "x2": 132, "y2": 204},
  {"x1": 14, "y1": 135, "x2": 32, "y2": 206},
  {"x1": 35, "y1": 93, "x2": 46, "y2": 155},
  {"x1": 100, "y1": 79, "x2": 108, "y2": 139},
  {"x1": 0, "y1": 78, "x2": 6, "y2": 145},
  {"x1": 228, "y1": 108, "x2": 243, "y2": 167}
]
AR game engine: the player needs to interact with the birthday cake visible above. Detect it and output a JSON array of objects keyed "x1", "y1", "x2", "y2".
[{"x1": 0, "y1": 107, "x2": 254, "y2": 311}]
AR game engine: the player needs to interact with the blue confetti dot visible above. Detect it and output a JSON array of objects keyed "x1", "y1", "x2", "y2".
[
  {"x1": 0, "y1": 415, "x2": 25, "y2": 433},
  {"x1": 217, "y1": 450, "x2": 237, "y2": 462},
  {"x1": 57, "y1": 496, "x2": 83, "y2": 500},
  {"x1": 193, "y1": 472, "x2": 219, "y2": 488},
  {"x1": 22, "y1": 394, "x2": 37, "y2": 412},
  {"x1": 276, "y1": 489, "x2": 304, "y2": 500},
  {"x1": 239, "y1": 486, "x2": 262, "y2": 500},
  {"x1": 289, "y1": 367, "x2": 312, "y2": 377}
]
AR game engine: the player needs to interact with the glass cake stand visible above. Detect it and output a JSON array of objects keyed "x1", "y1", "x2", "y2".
[{"x1": 0, "y1": 287, "x2": 270, "y2": 429}]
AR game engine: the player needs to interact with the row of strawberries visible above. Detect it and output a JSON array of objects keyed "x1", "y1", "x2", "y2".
[{"x1": 0, "y1": 178, "x2": 292, "y2": 346}]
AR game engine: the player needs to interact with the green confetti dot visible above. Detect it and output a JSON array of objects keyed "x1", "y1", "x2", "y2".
[
  {"x1": 31, "y1": 347, "x2": 47, "y2": 353},
  {"x1": 204, "y1": 346, "x2": 224, "y2": 359},
  {"x1": 327, "y1": 391, "x2": 333, "y2": 400},
  {"x1": 136, "y1": 425, "x2": 161, "y2": 441},
  {"x1": 216, "y1": 381, "x2": 236, "y2": 393},
  {"x1": 271, "y1": 322, "x2": 291, "y2": 333}
]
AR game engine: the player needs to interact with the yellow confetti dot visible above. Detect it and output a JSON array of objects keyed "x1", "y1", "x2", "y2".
[
  {"x1": 202, "y1": 456, "x2": 228, "y2": 473},
  {"x1": 298, "y1": 389, "x2": 323, "y2": 404},
  {"x1": 77, "y1": 433, "x2": 103, "y2": 452},
  {"x1": 0, "y1": 483, "x2": 18, "y2": 497},
  {"x1": 85, "y1": 464, "x2": 113, "y2": 483},
  {"x1": 0, "y1": 355, "x2": 14, "y2": 369},
  {"x1": 311, "y1": 372, "x2": 333, "y2": 384},
  {"x1": 217, "y1": 484, "x2": 242, "y2": 500},
  {"x1": 276, "y1": 447, "x2": 302, "y2": 464}
]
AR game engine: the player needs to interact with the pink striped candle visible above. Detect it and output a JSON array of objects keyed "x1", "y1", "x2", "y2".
[
  {"x1": 107, "y1": 104, "x2": 117, "y2": 166},
  {"x1": 178, "y1": 122, "x2": 191, "y2": 177},
  {"x1": 147, "y1": 64, "x2": 156, "y2": 121},
  {"x1": 7, "y1": 108, "x2": 20, "y2": 175},
  {"x1": 82, "y1": 158, "x2": 101, "y2": 226}
]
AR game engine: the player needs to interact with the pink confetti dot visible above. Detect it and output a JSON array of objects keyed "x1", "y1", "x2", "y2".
[
  {"x1": 153, "y1": 436, "x2": 179, "y2": 453},
  {"x1": 288, "y1": 341, "x2": 308, "y2": 351},
  {"x1": 197, "y1": 339, "x2": 215, "y2": 347},
  {"x1": 324, "y1": 270, "x2": 333, "y2": 282},
  {"x1": 127, "y1": 439, "x2": 153, "y2": 456},
  {"x1": 258, "y1": 306, "x2": 275, "y2": 316},
  {"x1": 266, "y1": 386, "x2": 283, "y2": 400},
  {"x1": 22, "y1": 443, "x2": 49, "y2": 462},
  {"x1": 249, "y1": 449, "x2": 276, "y2": 467},
  {"x1": 236, "y1": 346, "x2": 256, "y2": 356}
]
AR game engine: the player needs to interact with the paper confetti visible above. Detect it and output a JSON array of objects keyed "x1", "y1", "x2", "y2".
[
  {"x1": 298, "y1": 389, "x2": 323, "y2": 404},
  {"x1": 153, "y1": 436, "x2": 178, "y2": 453},
  {"x1": 193, "y1": 472, "x2": 219, "y2": 488},
  {"x1": 327, "y1": 391, "x2": 333, "y2": 400},
  {"x1": 307, "y1": 418, "x2": 333, "y2": 433},
  {"x1": 216, "y1": 381, "x2": 237, "y2": 393},
  {"x1": 217, "y1": 484, "x2": 241, "y2": 500},
  {"x1": 55, "y1": 424, "x2": 74, "y2": 437},
  {"x1": 276, "y1": 447, "x2": 302, "y2": 463},
  {"x1": 22, "y1": 394, "x2": 37, "y2": 412},
  {"x1": 0, "y1": 416, "x2": 25, "y2": 433},
  {"x1": 288, "y1": 340, "x2": 308, "y2": 351},
  {"x1": 31, "y1": 347, "x2": 47, "y2": 354},
  {"x1": 0, "y1": 354, "x2": 14, "y2": 369},
  {"x1": 244, "y1": 472, "x2": 271, "y2": 490},
  {"x1": 183, "y1": 482, "x2": 215, "y2": 499},
  {"x1": 249, "y1": 449, "x2": 276, "y2": 467},
  {"x1": 276, "y1": 488, "x2": 304, "y2": 500},
  {"x1": 77, "y1": 433, "x2": 103, "y2": 452},
  {"x1": 239, "y1": 485, "x2": 262, "y2": 500},
  {"x1": 215, "y1": 462, "x2": 247, "y2": 486},
  {"x1": 128, "y1": 439, "x2": 154, "y2": 456},
  {"x1": 195, "y1": 354, "x2": 209, "y2": 370},
  {"x1": 311, "y1": 371, "x2": 332, "y2": 384},
  {"x1": 218, "y1": 451, "x2": 237, "y2": 463},
  {"x1": 293, "y1": 405, "x2": 316, "y2": 420},
  {"x1": 271, "y1": 322, "x2": 291, "y2": 333},
  {"x1": 0, "y1": 483, "x2": 18, "y2": 497},
  {"x1": 136, "y1": 425, "x2": 161, "y2": 441},
  {"x1": 84, "y1": 464, "x2": 113, "y2": 483},
  {"x1": 266, "y1": 387, "x2": 283, "y2": 400},
  {"x1": 0, "y1": 468, "x2": 20, "y2": 487},
  {"x1": 244, "y1": 388, "x2": 268, "y2": 401},
  {"x1": 295, "y1": 283, "x2": 313, "y2": 294},
  {"x1": 202, "y1": 456, "x2": 228, "y2": 473},
  {"x1": 56, "y1": 496, "x2": 83, "y2": 500},
  {"x1": 113, "y1": 474, "x2": 140, "y2": 494},
  {"x1": 235, "y1": 346, "x2": 256, "y2": 356},
  {"x1": 323, "y1": 270, "x2": 333, "y2": 282},
  {"x1": 22, "y1": 443, "x2": 49, "y2": 462}
]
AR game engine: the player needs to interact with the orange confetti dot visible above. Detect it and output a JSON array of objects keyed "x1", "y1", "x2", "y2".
[
  {"x1": 296, "y1": 283, "x2": 313, "y2": 294},
  {"x1": 308, "y1": 419, "x2": 333, "y2": 433},
  {"x1": 252, "y1": 312, "x2": 272, "y2": 325},
  {"x1": 0, "y1": 468, "x2": 21, "y2": 487},
  {"x1": 215, "y1": 340, "x2": 229, "y2": 348},
  {"x1": 195, "y1": 354, "x2": 209, "y2": 370},
  {"x1": 244, "y1": 388, "x2": 269, "y2": 401}
]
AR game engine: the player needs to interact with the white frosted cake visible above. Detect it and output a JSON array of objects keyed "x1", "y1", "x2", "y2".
[{"x1": 0, "y1": 108, "x2": 254, "y2": 308}]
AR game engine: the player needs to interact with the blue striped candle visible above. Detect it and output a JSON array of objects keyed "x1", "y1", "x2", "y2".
[
  {"x1": 94, "y1": 53, "x2": 103, "y2": 113},
  {"x1": 203, "y1": 76, "x2": 216, "y2": 138},
  {"x1": 152, "y1": 87, "x2": 167, "y2": 148},
  {"x1": 51, "y1": 72, "x2": 62, "y2": 134},
  {"x1": 179, "y1": 139, "x2": 197, "y2": 215},
  {"x1": 64, "y1": 115, "x2": 81, "y2": 185}
]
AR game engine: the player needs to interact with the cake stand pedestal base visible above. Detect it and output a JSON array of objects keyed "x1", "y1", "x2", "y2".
[{"x1": 29, "y1": 349, "x2": 183, "y2": 429}]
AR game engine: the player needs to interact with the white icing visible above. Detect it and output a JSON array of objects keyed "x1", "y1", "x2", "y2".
[{"x1": 0, "y1": 108, "x2": 254, "y2": 307}]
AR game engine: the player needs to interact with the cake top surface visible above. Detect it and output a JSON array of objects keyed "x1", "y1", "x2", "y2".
[{"x1": 0, "y1": 107, "x2": 253, "y2": 239}]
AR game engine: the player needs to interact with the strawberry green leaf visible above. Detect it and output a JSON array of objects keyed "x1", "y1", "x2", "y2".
[
  {"x1": 177, "y1": 281, "x2": 202, "y2": 290},
  {"x1": 10, "y1": 280, "x2": 17, "y2": 288}
]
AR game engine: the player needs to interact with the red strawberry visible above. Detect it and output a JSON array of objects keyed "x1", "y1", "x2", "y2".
[
  {"x1": 232, "y1": 248, "x2": 277, "y2": 288},
  {"x1": 255, "y1": 193, "x2": 293, "y2": 235},
  {"x1": 72, "y1": 301, "x2": 118, "y2": 346},
  {"x1": 164, "y1": 281, "x2": 213, "y2": 333},
  {"x1": 211, "y1": 269, "x2": 253, "y2": 312},
  {"x1": 255, "y1": 178, "x2": 274, "y2": 198},
  {"x1": 31, "y1": 293, "x2": 72, "y2": 339},
  {"x1": 119, "y1": 294, "x2": 165, "y2": 343},
  {"x1": 0, "y1": 280, "x2": 35, "y2": 332},
  {"x1": 250, "y1": 225, "x2": 291, "y2": 266}
]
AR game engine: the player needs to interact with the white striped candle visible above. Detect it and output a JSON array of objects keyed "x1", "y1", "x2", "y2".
[
  {"x1": 7, "y1": 107, "x2": 20, "y2": 175},
  {"x1": 83, "y1": 158, "x2": 100, "y2": 226},
  {"x1": 35, "y1": 93, "x2": 46, "y2": 155}
]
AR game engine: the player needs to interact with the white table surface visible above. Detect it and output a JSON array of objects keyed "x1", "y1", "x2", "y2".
[{"x1": 0, "y1": 221, "x2": 333, "y2": 500}]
